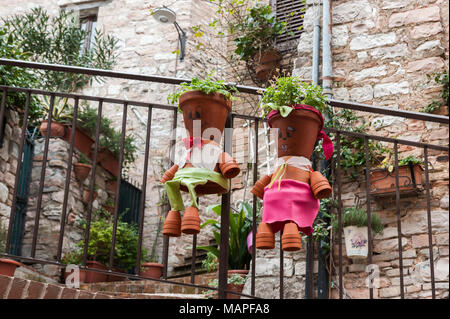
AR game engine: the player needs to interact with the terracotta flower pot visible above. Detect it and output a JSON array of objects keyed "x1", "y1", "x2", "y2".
[
  {"x1": 63, "y1": 125, "x2": 94, "y2": 156},
  {"x1": 97, "y1": 149, "x2": 119, "y2": 177},
  {"x1": 39, "y1": 121, "x2": 66, "y2": 138},
  {"x1": 343, "y1": 226, "x2": 369, "y2": 259},
  {"x1": 107, "y1": 267, "x2": 128, "y2": 282},
  {"x1": 63, "y1": 261, "x2": 108, "y2": 284},
  {"x1": 141, "y1": 262, "x2": 163, "y2": 279},
  {"x1": 163, "y1": 210, "x2": 182, "y2": 237},
  {"x1": 369, "y1": 164, "x2": 424, "y2": 196},
  {"x1": 82, "y1": 189, "x2": 98, "y2": 204},
  {"x1": 0, "y1": 258, "x2": 22, "y2": 277},
  {"x1": 74, "y1": 163, "x2": 92, "y2": 181},
  {"x1": 160, "y1": 164, "x2": 179, "y2": 183},
  {"x1": 179, "y1": 90, "x2": 231, "y2": 140},
  {"x1": 102, "y1": 205, "x2": 115, "y2": 215},
  {"x1": 106, "y1": 179, "x2": 118, "y2": 193},
  {"x1": 251, "y1": 174, "x2": 272, "y2": 199},
  {"x1": 268, "y1": 108, "x2": 322, "y2": 160},
  {"x1": 253, "y1": 49, "x2": 281, "y2": 81},
  {"x1": 226, "y1": 270, "x2": 248, "y2": 299}
]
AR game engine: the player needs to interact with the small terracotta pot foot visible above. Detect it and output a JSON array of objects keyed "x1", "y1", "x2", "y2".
[
  {"x1": 219, "y1": 153, "x2": 240, "y2": 179},
  {"x1": 255, "y1": 222, "x2": 275, "y2": 250},
  {"x1": 163, "y1": 210, "x2": 181, "y2": 237},
  {"x1": 181, "y1": 206, "x2": 201, "y2": 235},
  {"x1": 281, "y1": 222, "x2": 302, "y2": 252},
  {"x1": 310, "y1": 171, "x2": 332, "y2": 199}
]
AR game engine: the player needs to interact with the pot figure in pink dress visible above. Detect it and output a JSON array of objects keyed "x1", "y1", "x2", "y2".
[{"x1": 251, "y1": 104, "x2": 334, "y2": 252}]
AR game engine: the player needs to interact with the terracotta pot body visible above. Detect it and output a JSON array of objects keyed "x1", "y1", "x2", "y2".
[
  {"x1": 82, "y1": 190, "x2": 98, "y2": 204},
  {"x1": 141, "y1": 263, "x2": 163, "y2": 279},
  {"x1": 64, "y1": 261, "x2": 108, "y2": 283},
  {"x1": 251, "y1": 175, "x2": 272, "y2": 199},
  {"x1": 102, "y1": 205, "x2": 115, "y2": 215},
  {"x1": 310, "y1": 170, "x2": 332, "y2": 199},
  {"x1": 181, "y1": 206, "x2": 201, "y2": 235},
  {"x1": 74, "y1": 163, "x2": 92, "y2": 181},
  {"x1": 268, "y1": 108, "x2": 322, "y2": 159},
  {"x1": 106, "y1": 180, "x2": 118, "y2": 193},
  {"x1": 369, "y1": 164, "x2": 424, "y2": 196},
  {"x1": 253, "y1": 49, "x2": 281, "y2": 81},
  {"x1": 343, "y1": 226, "x2": 369, "y2": 259},
  {"x1": 255, "y1": 222, "x2": 275, "y2": 250},
  {"x1": 160, "y1": 164, "x2": 179, "y2": 183},
  {"x1": 0, "y1": 258, "x2": 21, "y2": 277},
  {"x1": 97, "y1": 150, "x2": 119, "y2": 177},
  {"x1": 107, "y1": 267, "x2": 127, "y2": 282},
  {"x1": 39, "y1": 121, "x2": 66, "y2": 138},
  {"x1": 179, "y1": 90, "x2": 231, "y2": 140},
  {"x1": 63, "y1": 125, "x2": 94, "y2": 155}
]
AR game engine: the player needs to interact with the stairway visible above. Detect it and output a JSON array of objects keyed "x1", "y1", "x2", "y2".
[{"x1": 79, "y1": 272, "x2": 218, "y2": 299}]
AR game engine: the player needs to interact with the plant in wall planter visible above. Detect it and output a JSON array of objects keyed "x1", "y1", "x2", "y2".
[
  {"x1": 369, "y1": 155, "x2": 424, "y2": 197},
  {"x1": 251, "y1": 77, "x2": 334, "y2": 252},
  {"x1": 233, "y1": 5, "x2": 290, "y2": 82},
  {"x1": 74, "y1": 153, "x2": 92, "y2": 182},
  {"x1": 332, "y1": 207, "x2": 383, "y2": 259},
  {"x1": 102, "y1": 198, "x2": 115, "y2": 215},
  {"x1": 106, "y1": 177, "x2": 118, "y2": 194},
  {"x1": 39, "y1": 96, "x2": 72, "y2": 138},
  {"x1": 204, "y1": 273, "x2": 248, "y2": 299},
  {"x1": 82, "y1": 185, "x2": 99, "y2": 204},
  {"x1": 162, "y1": 74, "x2": 240, "y2": 238}
]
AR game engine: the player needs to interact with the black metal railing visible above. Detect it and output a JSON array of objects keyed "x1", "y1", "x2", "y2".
[{"x1": 0, "y1": 58, "x2": 448, "y2": 299}]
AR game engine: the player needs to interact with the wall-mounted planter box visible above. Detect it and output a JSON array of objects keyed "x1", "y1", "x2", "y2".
[
  {"x1": 96, "y1": 149, "x2": 119, "y2": 177},
  {"x1": 63, "y1": 125, "x2": 94, "y2": 156},
  {"x1": 368, "y1": 164, "x2": 424, "y2": 198}
]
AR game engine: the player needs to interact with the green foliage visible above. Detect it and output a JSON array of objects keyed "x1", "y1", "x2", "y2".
[
  {"x1": 197, "y1": 201, "x2": 258, "y2": 270},
  {"x1": 233, "y1": 4, "x2": 288, "y2": 62},
  {"x1": 0, "y1": 223, "x2": 7, "y2": 253},
  {"x1": 398, "y1": 155, "x2": 423, "y2": 166},
  {"x1": 424, "y1": 70, "x2": 449, "y2": 113},
  {"x1": 260, "y1": 76, "x2": 329, "y2": 118},
  {"x1": 202, "y1": 251, "x2": 218, "y2": 273},
  {"x1": 3, "y1": 7, "x2": 119, "y2": 93},
  {"x1": 0, "y1": 26, "x2": 43, "y2": 125},
  {"x1": 64, "y1": 209, "x2": 148, "y2": 270},
  {"x1": 41, "y1": 96, "x2": 72, "y2": 123},
  {"x1": 167, "y1": 72, "x2": 238, "y2": 112},
  {"x1": 331, "y1": 207, "x2": 383, "y2": 234},
  {"x1": 78, "y1": 153, "x2": 90, "y2": 165}
]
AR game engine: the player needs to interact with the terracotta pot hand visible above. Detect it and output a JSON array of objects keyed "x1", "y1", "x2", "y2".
[
  {"x1": 219, "y1": 152, "x2": 240, "y2": 179},
  {"x1": 310, "y1": 170, "x2": 332, "y2": 199},
  {"x1": 160, "y1": 164, "x2": 179, "y2": 183},
  {"x1": 250, "y1": 174, "x2": 272, "y2": 199}
]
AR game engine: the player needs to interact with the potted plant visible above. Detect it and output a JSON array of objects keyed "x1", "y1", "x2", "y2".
[
  {"x1": 368, "y1": 155, "x2": 424, "y2": 196},
  {"x1": 73, "y1": 153, "x2": 92, "y2": 181},
  {"x1": 197, "y1": 201, "x2": 255, "y2": 288},
  {"x1": 106, "y1": 177, "x2": 118, "y2": 194},
  {"x1": 233, "y1": 5, "x2": 289, "y2": 81},
  {"x1": 39, "y1": 96, "x2": 72, "y2": 137},
  {"x1": 203, "y1": 273, "x2": 248, "y2": 299},
  {"x1": 102, "y1": 198, "x2": 115, "y2": 215},
  {"x1": 332, "y1": 207, "x2": 383, "y2": 259},
  {"x1": 0, "y1": 224, "x2": 22, "y2": 277},
  {"x1": 141, "y1": 211, "x2": 163, "y2": 279},
  {"x1": 82, "y1": 185, "x2": 99, "y2": 204},
  {"x1": 62, "y1": 105, "x2": 96, "y2": 156},
  {"x1": 252, "y1": 77, "x2": 333, "y2": 252}
]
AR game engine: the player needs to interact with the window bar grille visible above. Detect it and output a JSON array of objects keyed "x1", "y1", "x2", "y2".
[
  {"x1": 393, "y1": 141, "x2": 405, "y2": 299},
  {"x1": 5, "y1": 91, "x2": 30, "y2": 253},
  {"x1": 31, "y1": 94, "x2": 55, "y2": 258},
  {"x1": 136, "y1": 106, "x2": 153, "y2": 275},
  {"x1": 109, "y1": 102, "x2": 129, "y2": 269},
  {"x1": 423, "y1": 146, "x2": 436, "y2": 299},
  {"x1": 56, "y1": 97, "x2": 80, "y2": 262},
  {"x1": 82, "y1": 99, "x2": 104, "y2": 266}
]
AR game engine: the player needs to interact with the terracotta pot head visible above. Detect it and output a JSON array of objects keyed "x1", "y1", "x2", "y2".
[{"x1": 179, "y1": 90, "x2": 231, "y2": 143}]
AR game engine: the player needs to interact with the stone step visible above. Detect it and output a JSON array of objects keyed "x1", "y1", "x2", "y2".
[
  {"x1": 94, "y1": 291, "x2": 208, "y2": 299},
  {"x1": 80, "y1": 272, "x2": 218, "y2": 296}
]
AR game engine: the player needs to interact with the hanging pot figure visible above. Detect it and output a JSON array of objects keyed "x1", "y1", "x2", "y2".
[
  {"x1": 161, "y1": 90, "x2": 240, "y2": 237},
  {"x1": 251, "y1": 104, "x2": 334, "y2": 251}
]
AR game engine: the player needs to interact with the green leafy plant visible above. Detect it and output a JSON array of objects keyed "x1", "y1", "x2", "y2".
[
  {"x1": 3, "y1": 7, "x2": 119, "y2": 93},
  {"x1": 378, "y1": 154, "x2": 423, "y2": 173},
  {"x1": 197, "y1": 201, "x2": 258, "y2": 270},
  {"x1": 0, "y1": 223, "x2": 7, "y2": 253},
  {"x1": 203, "y1": 273, "x2": 247, "y2": 298},
  {"x1": 259, "y1": 76, "x2": 330, "y2": 118},
  {"x1": 78, "y1": 153, "x2": 90, "y2": 165},
  {"x1": 398, "y1": 155, "x2": 423, "y2": 166},
  {"x1": 233, "y1": 4, "x2": 289, "y2": 62},
  {"x1": 202, "y1": 251, "x2": 218, "y2": 273},
  {"x1": 331, "y1": 207, "x2": 383, "y2": 234},
  {"x1": 424, "y1": 70, "x2": 449, "y2": 113},
  {"x1": 0, "y1": 26, "x2": 43, "y2": 125},
  {"x1": 167, "y1": 72, "x2": 238, "y2": 112},
  {"x1": 41, "y1": 96, "x2": 73, "y2": 123}
]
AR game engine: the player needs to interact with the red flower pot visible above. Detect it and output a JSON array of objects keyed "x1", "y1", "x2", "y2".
[
  {"x1": 83, "y1": 261, "x2": 108, "y2": 283},
  {"x1": 0, "y1": 258, "x2": 22, "y2": 277},
  {"x1": 226, "y1": 270, "x2": 248, "y2": 299},
  {"x1": 97, "y1": 150, "x2": 119, "y2": 177},
  {"x1": 63, "y1": 125, "x2": 94, "y2": 156},
  {"x1": 39, "y1": 121, "x2": 66, "y2": 138},
  {"x1": 141, "y1": 262, "x2": 163, "y2": 279},
  {"x1": 74, "y1": 163, "x2": 92, "y2": 181},
  {"x1": 82, "y1": 189, "x2": 98, "y2": 204},
  {"x1": 107, "y1": 267, "x2": 128, "y2": 282}
]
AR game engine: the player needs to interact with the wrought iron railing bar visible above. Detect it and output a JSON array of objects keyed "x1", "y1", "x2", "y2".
[
  {"x1": 280, "y1": 231, "x2": 284, "y2": 299},
  {"x1": 5, "y1": 91, "x2": 30, "y2": 253},
  {"x1": 364, "y1": 136, "x2": 374, "y2": 299},
  {"x1": 56, "y1": 97, "x2": 79, "y2": 262},
  {"x1": 423, "y1": 146, "x2": 436, "y2": 299},
  {"x1": 393, "y1": 141, "x2": 405, "y2": 299},
  {"x1": 325, "y1": 127, "x2": 449, "y2": 152},
  {"x1": 82, "y1": 99, "x2": 104, "y2": 266},
  {"x1": 162, "y1": 108, "x2": 178, "y2": 280},
  {"x1": 335, "y1": 131, "x2": 343, "y2": 299},
  {"x1": 31, "y1": 94, "x2": 55, "y2": 258},
  {"x1": 136, "y1": 106, "x2": 153, "y2": 275},
  {"x1": 218, "y1": 114, "x2": 233, "y2": 299},
  {"x1": 306, "y1": 235, "x2": 314, "y2": 298},
  {"x1": 190, "y1": 234, "x2": 197, "y2": 284},
  {"x1": 251, "y1": 119, "x2": 259, "y2": 296},
  {"x1": 0, "y1": 89, "x2": 6, "y2": 145},
  {"x1": 109, "y1": 102, "x2": 129, "y2": 270}
]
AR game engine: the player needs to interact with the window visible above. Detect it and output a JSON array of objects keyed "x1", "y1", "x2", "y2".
[
  {"x1": 271, "y1": 0, "x2": 306, "y2": 54},
  {"x1": 80, "y1": 12, "x2": 98, "y2": 52}
]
